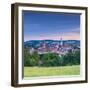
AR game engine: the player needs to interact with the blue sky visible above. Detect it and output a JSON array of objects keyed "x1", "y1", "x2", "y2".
[{"x1": 23, "y1": 11, "x2": 80, "y2": 41}]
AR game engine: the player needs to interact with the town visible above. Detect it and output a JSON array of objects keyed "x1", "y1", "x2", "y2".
[{"x1": 24, "y1": 38, "x2": 80, "y2": 56}]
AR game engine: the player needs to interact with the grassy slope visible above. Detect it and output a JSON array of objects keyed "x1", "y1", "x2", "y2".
[{"x1": 24, "y1": 65, "x2": 80, "y2": 77}]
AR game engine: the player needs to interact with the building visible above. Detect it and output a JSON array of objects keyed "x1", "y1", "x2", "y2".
[
  {"x1": 26, "y1": 36, "x2": 80, "y2": 56},
  {"x1": 36, "y1": 37, "x2": 75, "y2": 56}
]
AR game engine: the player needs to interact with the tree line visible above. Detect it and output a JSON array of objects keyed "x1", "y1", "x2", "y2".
[{"x1": 24, "y1": 50, "x2": 80, "y2": 67}]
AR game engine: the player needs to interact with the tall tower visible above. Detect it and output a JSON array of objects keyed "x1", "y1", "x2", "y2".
[{"x1": 60, "y1": 37, "x2": 63, "y2": 46}]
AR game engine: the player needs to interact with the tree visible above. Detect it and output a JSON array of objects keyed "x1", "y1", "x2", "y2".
[
  {"x1": 24, "y1": 49, "x2": 80, "y2": 67},
  {"x1": 62, "y1": 52, "x2": 74, "y2": 66},
  {"x1": 41, "y1": 53, "x2": 61, "y2": 67},
  {"x1": 73, "y1": 50, "x2": 80, "y2": 65},
  {"x1": 62, "y1": 50, "x2": 80, "y2": 66},
  {"x1": 24, "y1": 51, "x2": 31, "y2": 66},
  {"x1": 24, "y1": 50, "x2": 40, "y2": 66},
  {"x1": 30, "y1": 51, "x2": 40, "y2": 66}
]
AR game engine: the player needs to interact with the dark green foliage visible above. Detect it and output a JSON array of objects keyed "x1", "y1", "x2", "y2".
[
  {"x1": 24, "y1": 50, "x2": 80, "y2": 67},
  {"x1": 62, "y1": 52, "x2": 74, "y2": 66},
  {"x1": 24, "y1": 51, "x2": 40, "y2": 66},
  {"x1": 24, "y1": 51, "x2": 31, "y2": 66},
  {"x1": 62, "y1": 50, "x2": 80, "y2": 66},
  {"x1": 73, "y1": 50, "x2": 80, "y2": 65},
  {"x1": 40, "y1": 53, "x2": 61, "y2": 67}
]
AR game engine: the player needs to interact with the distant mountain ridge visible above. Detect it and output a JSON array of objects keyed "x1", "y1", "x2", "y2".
[
  {"x1": 24, "y1": 40, "x2": 80, "y2": 43},
  {"x1": 24, "y1": 40, "x2": 80, "y2": 48}
]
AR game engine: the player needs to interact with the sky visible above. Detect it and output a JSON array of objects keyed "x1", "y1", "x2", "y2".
[{"x1": 23, "y1": 11, "x2": 80, "y2": 41}]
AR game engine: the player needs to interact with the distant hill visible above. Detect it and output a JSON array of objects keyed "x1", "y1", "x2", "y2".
[{"x1": 24, "y1": 40, "x2": 80, "y2": 48}]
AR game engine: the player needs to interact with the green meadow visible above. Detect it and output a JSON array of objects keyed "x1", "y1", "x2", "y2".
[{"x1": 24, "y1": 65, "x2": 80, "y2": 77}]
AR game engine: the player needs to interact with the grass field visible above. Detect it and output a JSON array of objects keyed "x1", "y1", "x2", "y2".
[{"x1": 24, "y1": 65, "x2": 80, "y2": 77}]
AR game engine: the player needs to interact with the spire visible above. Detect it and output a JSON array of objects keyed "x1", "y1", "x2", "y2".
[{"x1": 60, "y1": 37, "x2": 63, "y2": 46}]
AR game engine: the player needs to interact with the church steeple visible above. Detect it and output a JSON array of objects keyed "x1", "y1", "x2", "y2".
[{"x1": 60, "y1": 37, "x2": 63, "y2": 46}]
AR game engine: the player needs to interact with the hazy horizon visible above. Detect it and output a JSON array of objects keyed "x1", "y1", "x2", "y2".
[{"x1": 24, "y1": 39, "x2": 80, "y2": 42}]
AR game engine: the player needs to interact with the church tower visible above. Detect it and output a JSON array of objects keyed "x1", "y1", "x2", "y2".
[{"x1": 60, "y1": 37, "x2": 63, "y2": 46}]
